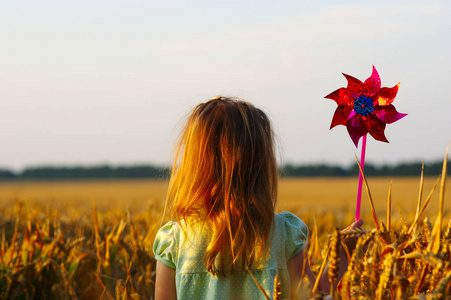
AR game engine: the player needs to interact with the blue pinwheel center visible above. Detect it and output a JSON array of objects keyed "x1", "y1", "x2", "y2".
[{"x1": 354, "y1": 95, "x2": 374, "y2": 117}]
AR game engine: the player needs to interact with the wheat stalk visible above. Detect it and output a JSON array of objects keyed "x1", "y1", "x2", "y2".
[
  {"x1": 376, "y1": 253, "x2": 395, "y2": 300},
  {"x1": 387, "y1": 181, "x2": 392, "y2": 231},
  {"x1": 247, "y1": 268, "x2": 270, "y2": 300},
  {"x1": 273, "y1": 274, "x2": 281, "y2": 300},
  {"x1": 430, "y1": 146, "x2": 448, "y2": 254},
  {"x1": 328, "y1": 227, "x2": 340, "y2": 296}
]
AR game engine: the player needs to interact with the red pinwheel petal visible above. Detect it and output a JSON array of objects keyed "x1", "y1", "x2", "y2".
[
  {"x1": 330, "y1": 105, "x2": 353, "y2": 129},
  {"x1": 343, "y1": 73, "x2": 369, "y2": 95},
  {"x1": 346, "y1": 114, "x2": 368, "y2": 147},
  {"x1": 373, "y1": 83, "x2": 400, "y2": 106},
  {"x1": 325, "y1": 88, "x2": 355, "y2": 106},
  {"x1": 367, "y1": 114, "x2": 388, "y2": 143},
  {"x1": 373, "y1": 105, "x2": 408, "y2": 124},
  {"x1": 363, "y1": 65, "x2": 381, "y2": 97}
]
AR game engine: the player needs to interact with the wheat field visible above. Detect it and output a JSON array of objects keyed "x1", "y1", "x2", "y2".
[
  {"x1": 1, "y1": 176, "x2": 449, "y2": 216},
  {"x1": 0, "y1": 174, "x2": 450, "y2": 299}
]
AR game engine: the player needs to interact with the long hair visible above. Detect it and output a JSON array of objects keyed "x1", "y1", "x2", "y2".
[{"x1": 167, "y1": 96, "x2": 278, "y2": 275}]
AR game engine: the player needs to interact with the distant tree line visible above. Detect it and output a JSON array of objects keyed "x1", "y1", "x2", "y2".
[
  {"x1": 281, "y1": 160, "x2": 450, "y2": 177},
  {"x1": 0, "y1": 160, "x2": 448, "y2": 181},
  {"x1": 0, "y1": 165, "x2": 169, "y2": 180}
]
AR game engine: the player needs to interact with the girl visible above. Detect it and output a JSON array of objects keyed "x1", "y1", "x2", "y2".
[{"x1": 153, "y1": 97, "x2": 363, "y2": 299}]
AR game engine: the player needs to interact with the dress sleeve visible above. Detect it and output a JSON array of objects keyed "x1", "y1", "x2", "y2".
[
  {"x1": 153, "y1": 221, "x2": 178, "y2": 269},
  {"x1": 281, "y1": 212, "x2": 309, "y2": 260}
]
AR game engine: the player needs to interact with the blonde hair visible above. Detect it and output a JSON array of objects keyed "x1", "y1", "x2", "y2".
[{"x1": 167, "y1": 96, "x2": 278, "y2": 275}]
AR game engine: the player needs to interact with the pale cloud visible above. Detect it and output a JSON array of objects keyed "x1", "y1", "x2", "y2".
[
  {"x1": 329, "y1": 7, "x2": 359, "y2": 17},
  {"x1": 325, "y1": 1, "x2": 445, "y2": 18}
]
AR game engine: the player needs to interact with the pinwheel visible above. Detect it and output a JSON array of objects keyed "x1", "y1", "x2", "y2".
[{"x1": 325, "y1": 66, "x2": 407, "y2": 220}]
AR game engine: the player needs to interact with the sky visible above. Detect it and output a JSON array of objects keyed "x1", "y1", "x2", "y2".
[{"x1": 1, "y1": 0, "x2": 450, "y2": 171}]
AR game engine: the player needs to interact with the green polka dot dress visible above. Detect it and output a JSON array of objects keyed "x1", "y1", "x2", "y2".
[{"x1": 153, "y1": 212, "x2": 308, "y2": 299}]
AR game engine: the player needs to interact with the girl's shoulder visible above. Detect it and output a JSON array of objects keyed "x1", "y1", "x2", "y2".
[
  {"x1": 276, "y1": 212, "x2": 308, "y2": 232},
  {"x1": 153, "y1": 221, "x2": 183, "y2": 269},
  {"x1": 155, "y1": 221, "x2": 183, "y2": 237},
  {"x1": 274, "y1": 212, "x2": 309, "y2": 260}
]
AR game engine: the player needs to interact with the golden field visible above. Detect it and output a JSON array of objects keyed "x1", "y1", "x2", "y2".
[
  {"x1": 1, "y1": 176, "x2": 449, "y2": 221},
  {"x1": 0, "y1": 175, "x2": 450, "y2": 299}
]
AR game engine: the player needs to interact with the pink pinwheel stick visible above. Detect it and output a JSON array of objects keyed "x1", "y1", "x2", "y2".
[{"x1": 355, "y1": 134, "x2": 367, "y2": 221}]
